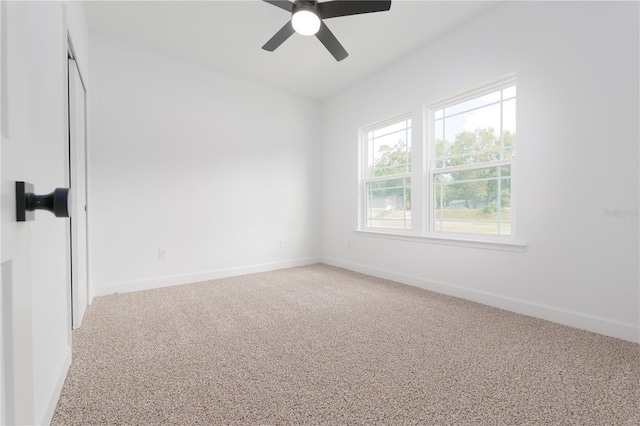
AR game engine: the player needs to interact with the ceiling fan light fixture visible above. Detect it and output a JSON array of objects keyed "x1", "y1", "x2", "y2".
[
  {"x1": 291, "y1": 9, "x2": 321, "y2": 36},
  {"x1": 262, "y1": 0, "x2": 392, "y2": 61}
]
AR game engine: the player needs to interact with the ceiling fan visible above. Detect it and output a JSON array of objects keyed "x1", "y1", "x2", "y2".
[{"x1": 261, "y1": 0, "x2": 392, "y2": 62}]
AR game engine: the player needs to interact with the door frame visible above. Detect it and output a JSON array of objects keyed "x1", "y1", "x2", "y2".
[{"x1": 67, "y1": 36, "x2": 89, "y2": 329}]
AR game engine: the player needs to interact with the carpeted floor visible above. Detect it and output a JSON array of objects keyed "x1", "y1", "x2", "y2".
[{"x1": 52, "y1": 264, "x2": 640, "y2": 425}]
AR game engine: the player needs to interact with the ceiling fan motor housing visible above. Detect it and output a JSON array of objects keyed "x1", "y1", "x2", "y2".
[
  {"x1": 293, "y1": 1, "x2": 318, "y2": 11},
  {"x1": 292, "y1": 1, "x2": 320, "y2": 21}
]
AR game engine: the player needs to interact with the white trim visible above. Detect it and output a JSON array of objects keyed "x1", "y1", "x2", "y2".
[
  {"x1": 68, "y1": 56, "x2": 89, "y2": 330},
  {"x1": 38, "y1": 346, "x2": 71, "y2": 426},
  {"x1": 355, "y1": 229, "x2": 526, "y2": 252},
  {"x1": 364, "y1": 171, "x2": 411, "y2": 184},
  {"x1": 322, "y1": 257, "x2": 640, "y2": 344},
  {"x1": 94, "y1": 257, "x2": 323, "y2": 297},
  {"x1": 432, "y1": 158, "x2": 512, "y2": 175}
]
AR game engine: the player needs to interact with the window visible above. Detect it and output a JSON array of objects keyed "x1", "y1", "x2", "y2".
[
  {"x1": 361, "y1": 116, "x2": 412, "y2": 230},
  {"x1": 429, "y1": 79, "x2": 516, "y2": 236},
  {"x1": 358, "y1": 77, "x2": 518, "y2": 245}
]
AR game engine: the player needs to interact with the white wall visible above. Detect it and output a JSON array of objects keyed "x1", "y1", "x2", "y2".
[
  {"x1": 322, "y1": 2, "x2": 639, "y2": 342},
  {"x1": 89, "y1": 35, "x2": 322, "y2": 295},
  {"x1": 1, "y1": 2, "x2": 89, "y2": 424}
]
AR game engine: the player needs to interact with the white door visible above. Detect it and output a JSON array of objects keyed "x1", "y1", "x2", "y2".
[{"x1": 68, "y1": 58, "x2": 88, "y2": 329}]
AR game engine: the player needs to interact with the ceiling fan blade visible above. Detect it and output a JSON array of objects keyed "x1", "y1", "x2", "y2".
[
  {"x1": 318, "y1": 0, "x2": 391, "y2": 19},
  {"x1": 315, "y1": 21, "x2": 348, "y2": 61},
  {"x1": 262, "y1": 21, "x2": 295, "y2": 51},
  {"x1": 262, "y1": 0, "x2": 294, "y2": 13}
]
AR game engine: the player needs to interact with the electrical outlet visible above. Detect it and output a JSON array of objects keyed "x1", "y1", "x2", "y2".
[
  {"x1": 280, "y1": 240, "x2": 287, "y2": 249},
  {"x1": 158, "y1": 248, "x2": 168, "y2": 259}
]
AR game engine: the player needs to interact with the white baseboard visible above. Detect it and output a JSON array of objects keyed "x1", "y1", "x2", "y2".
[
  {"x1": 94, "y1": 257, "x2": 323, "y2": 297},
  {"x1": 322, "y1": 257, "x2": 640, "y2": 344},
  {"x1": 92, "y1": 256, "x2": 639, "y2": 343},
  {"x1": 40, "y1": 345, "x2": 71, "y2": 426}
]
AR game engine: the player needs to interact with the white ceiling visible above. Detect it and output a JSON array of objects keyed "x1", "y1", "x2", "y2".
[{"x1": 84, "y1": 1, "x2": 500, "y2": 101}]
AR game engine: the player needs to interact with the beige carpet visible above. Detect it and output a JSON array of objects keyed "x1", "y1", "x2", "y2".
[{"x1": 52, "y1": 264, "x2": 639, "y2": 425}]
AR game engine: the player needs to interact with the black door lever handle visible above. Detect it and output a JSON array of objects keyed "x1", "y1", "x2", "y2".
[{"x1": 16, "y1": 181, "x2": 70, "y2": 221}]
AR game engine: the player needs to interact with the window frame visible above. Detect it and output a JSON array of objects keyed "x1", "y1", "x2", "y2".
[
  {"x1": 356, "y1": 76, "x2": 525, "y2": 252},
  {"x1": 426, "y1": 77, "x2": 517, "y2": 238},
  {"x1": 359, "y1": 113, "x2": 413, "y2": 232}
]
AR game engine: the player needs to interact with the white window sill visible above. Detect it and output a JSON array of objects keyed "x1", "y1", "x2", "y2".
[{"x1": 355, "y1": 229, "x2": 526, "y2": 252}]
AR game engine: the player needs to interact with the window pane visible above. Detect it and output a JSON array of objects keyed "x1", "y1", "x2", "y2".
[
  {"x1": 439, "y1": 103, "x2": 501, "y2": 168},
  {"x1": 500, "y1": 223, "x2": 512, "y2": 234},
  {"x1": 371, "y1": 131, "x2": 409, "y2": 176},
  {"x1": 503, "y1": 98, "x2": 516, "y2": 134},
  {"x1": 503, "y1": 85, "x2": 516, "y2": 100},
  {"x1": 432, "y1": 166, "x2": 511, "y2": 235},
  {"x1": 503, "y1": 98, "x2": 516, "y2": 160},
  {"x1": 366, "y1": 119, "x2": 411, "y2": 178},
  {"x1": 434, "y1": 119, "x2": 444, "y2": 168},
  {"x1": 434, "y1": 84, "x2": 517, "y2": 169},
  {"x1": 366, "y1": 178, "x2": 411, "y2": 229}
]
